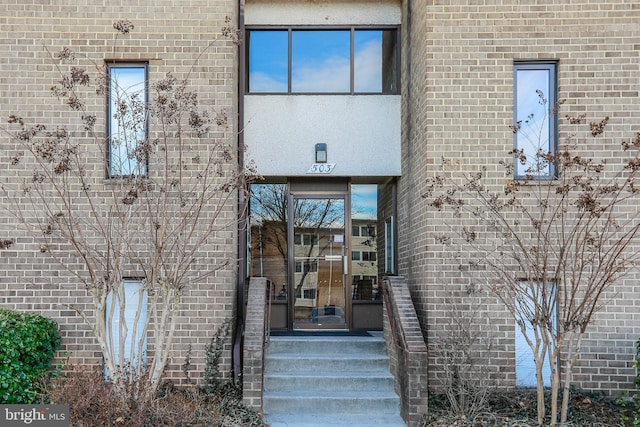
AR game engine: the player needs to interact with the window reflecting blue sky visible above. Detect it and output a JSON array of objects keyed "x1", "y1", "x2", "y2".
[
  {"x1": 249, "y1": 31, "x2": 288, "y2": 92},
  {"x1": 354, "y1": 31, "x2": 383, "y2": 92},
  {"x1": 292, "y1": 30, "x2": 350, "y2": 92},
  {"x1": 515, "y1": 68, "x2": 551, "y2": 176},
  {"x1": 248, "y1": 30, "x2": 389, "y2": 93},
  {"x1": 352, "y1": 184, "x2": 377, "y2": 220},
  {"x1": 109, "y1": 66, "x2": 147, "y2": 176}
]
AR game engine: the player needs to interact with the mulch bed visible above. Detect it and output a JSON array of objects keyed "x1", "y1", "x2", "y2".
[{"x1": 423, "y1": 388, "x2": 625, "y2": 426}]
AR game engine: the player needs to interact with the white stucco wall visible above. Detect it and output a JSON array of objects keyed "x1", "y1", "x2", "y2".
[
  {"x1": 244, "y1": 95, "x2": 401, "y2": 177},
  {"x1": 245, "y1": 0, "x2": 402, "y2": 26},
  {"x1": 244, "y1": 1, "x2": 402, "y2": 178}
]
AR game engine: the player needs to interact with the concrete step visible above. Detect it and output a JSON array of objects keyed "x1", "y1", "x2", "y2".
[
  {"x1": 264, "y1": 353, "x2": 390, "y2": 373},
  {"x1": 263, "y1": 391, "x2": 400, "y2": 414},
  {"x1": 264, "y1": 371, "x2": 395, "y2": 393},
  {"x1": 265, "y1": 413, "x2": 407, "y2": 427},
  {"x1": 266, "y1": 335, "x2": 387, "y2": 355},
  {"x1": 262, "y1": 333, "x2": 405, "y2": 426}
]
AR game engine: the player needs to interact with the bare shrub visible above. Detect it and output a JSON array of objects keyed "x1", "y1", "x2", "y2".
[
  {"x1": 44, "y1": 363, "x2": 264, "y2": 427},
  {"x1": 425, "y1": 98, "x2": 640, "y2": 424},
  {"x1": 430, "y1": 286, "x2": 496, "y2": 418},
  {"x1": 2, "y1": 18, "x2": 251, "y2": 400},
  {"x1": 45, "y1": 364, "x2": 222, "y2": 426},
  {"x1": 43, "y1": 320, "x2": 265, "y2": 426}
]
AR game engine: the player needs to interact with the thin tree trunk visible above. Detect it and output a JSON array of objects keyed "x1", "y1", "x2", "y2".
[
  {"x1": 549, "y1": 352, "x2": 559, "y2": 426},
  {"x1": 545, "y1": 330, "x2": 560, "y2": 426},
  {"x1": 535, "y1": 355, "x2": 546, "y2": 425},
  {"x1": 561, "y1": 332, "x2": 584, "y2": 423}
]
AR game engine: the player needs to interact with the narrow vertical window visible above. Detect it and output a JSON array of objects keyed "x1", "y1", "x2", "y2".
[
  {"x1": 108, "y1": 63, "x2": 148, "y2": 177},
  {"x1": 513, "y1": 62, "x2": 557, "y2": 179},
  {"x1": 354, "y1": 29, "x2": 398, "y2": 93},
  {"x1": 385, "y1": 216, "x2": 395, "y2": 274}
]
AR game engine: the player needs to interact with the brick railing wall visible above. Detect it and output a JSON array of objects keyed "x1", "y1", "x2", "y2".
[
  {"x1": 242, "y1": 277, "x2": 269, "y2": 410},
  {"x1": 382, "y1": 275, "x2": 429, "y2": 426}
]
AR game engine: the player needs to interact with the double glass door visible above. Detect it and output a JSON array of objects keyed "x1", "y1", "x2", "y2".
[{"x1": 289, "y1": 194, "x2": 348, "y2": 329}]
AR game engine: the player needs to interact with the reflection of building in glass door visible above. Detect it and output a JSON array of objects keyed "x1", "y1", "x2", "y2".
[
  {"x1": 249, "y1": 183, "x2": 290, "y2": 296},
  {"x1": 351, "y1": 220, "x2": 378, "y2": 300},
  {"x1": 324, "y1": 233, "x2": 344, "y2": 308},
  {"x1": 291, "y1": 196, "x2": 346, "y2": 329},
  {"x1": 293, "y1": 231, "x2": 319, "y2": 317},
  {"x1": 351, "y1": 185, "x2": 379, "y2": 301}
]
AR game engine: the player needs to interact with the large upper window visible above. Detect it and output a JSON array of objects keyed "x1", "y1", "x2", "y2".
[
  {"x1": 108, "y1": 63, "x2": 148, "y2": 177},
  {"x1": 247, "y1": 28, "x2": 399, "y2": 94},
  {"x1": 513, "y1": 62, "x2": 557, "y2": 179}
]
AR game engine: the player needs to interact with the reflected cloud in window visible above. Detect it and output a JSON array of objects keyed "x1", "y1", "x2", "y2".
[
  {"x1": 351, "y1": 184, "x2": 377, "y2": 220},
  {"x1": 249, "y1": 31, "x2": 288, "y2": 92},
  {"x1": 247, "y1": 28, "x2": 398, "y2": 94},
  {"x1": 292, "y1": 30, "x2": 350, "y2": 92},
  {"x1": 108, "y1": 64, "x2": 148, "y2": 177},
  {"x1": 355, "y1": 31, "x2": 384, "y2": 92},
  {"x1": 513, "y1": 62, "x2": 557, "y2": 179}
]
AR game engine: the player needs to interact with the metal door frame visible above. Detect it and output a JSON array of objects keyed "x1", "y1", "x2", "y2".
[{"x1": 287, "y1": 180, "x2": 351, "y2": 330}]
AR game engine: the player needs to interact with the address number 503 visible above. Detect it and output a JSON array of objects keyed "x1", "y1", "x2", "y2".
[{"x1": 307, "y1": 163, "x2": 336, "y2": 174}]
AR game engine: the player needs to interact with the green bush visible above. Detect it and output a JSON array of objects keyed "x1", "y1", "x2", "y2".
[
  {"x1": 632, "y1": 338, "x2": 640, "y2": 426},
  {"x1": 636, "y1": 338, "x2": 640, "y2": 393},
  {"x1": 0, "y1": 308, "x2": 61, "y2": 403}
]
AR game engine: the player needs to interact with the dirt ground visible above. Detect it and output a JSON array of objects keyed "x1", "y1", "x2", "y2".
[{"x1": 423, "y1": 388, "x2": 626, "y2": 427}]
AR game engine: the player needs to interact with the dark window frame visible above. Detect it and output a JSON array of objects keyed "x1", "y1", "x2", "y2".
[
  {"x1": 246, "y1": 26, "x2": 400, "y2": 95},
  {"x1": 513, "y1": 61, "x2": 558, "y2": 180},
  {"x1": 362, "y1": 251, "x2": 376, "y2": 262},
  {"x1": 106, "y1": 62, "x2": 149, "y2": 179},
  {"x1": 303, "y1": 288, "x2": 317, "y2": 299}
]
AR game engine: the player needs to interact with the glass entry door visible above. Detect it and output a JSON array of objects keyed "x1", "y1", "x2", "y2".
[{"x1": 289, "y1": 194, "x2": 348, "y2": 329}]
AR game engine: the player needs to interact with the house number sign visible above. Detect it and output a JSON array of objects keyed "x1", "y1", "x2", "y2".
[{"x1": 307, "y1": 163, "x2": 336, "y2": 174}]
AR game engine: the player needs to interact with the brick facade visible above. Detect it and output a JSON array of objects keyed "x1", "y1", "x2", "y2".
[
  {"x1": 2, "y1": 0, "x2": 640, "y2": 415},
  {"x1": 0, "y1": 1, "x2": 239, "y2": 385},
  {"x1": 399, "y1": 0, "x2": 640, "y2": 396}
]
